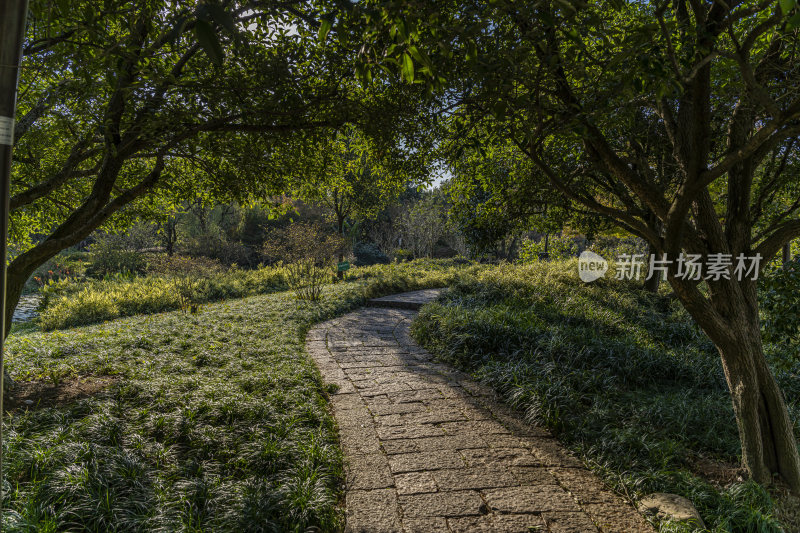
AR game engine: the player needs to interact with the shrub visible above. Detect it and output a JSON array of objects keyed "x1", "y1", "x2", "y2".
[
  {"x1": 146, "y1": 253, "x2": 225, "y2": 277},
  {"x1": 517, "y1": 234, "x2": 578, "y2": 262},
  {"x1": 37, "y1": 266, "x2": 290, "y2": 330},
  {"x1": 391, "y1": 248, "x2": 414, "y2": 262},
  {"x1": 761, "y1": 256, "x2": 800, "y2": 369},
  {"x1": 85, "y1": 236, "x2": 146, "y2": 278},
  {"x1": 182, "y1": 234, "x2": 254, "y2": 267},
  {"x1": 353, "y1": 242, "x2": 390, "y2": 266},
  {"x1": 263, "y1": 223, "x2": 344, "y2": 301}
]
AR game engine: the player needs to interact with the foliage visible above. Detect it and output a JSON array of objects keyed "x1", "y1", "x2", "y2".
[
  {"x1": 517, "y1": 235, "x2": 579, "y2": 262},
  {"x1": 353, "y1": 241, "x2": 390, "y2": 266},
  {"x1": 37, "y1": 266, "x2": 289, "y2": 330},
  {"x1": 445, "y1": 145, "x2": 567, "y2": 256},
  {"x1": 761, "y1": 257, "x2": 800, "y2": 369},
  {"x1": 588, "y1": 235, "x2": 650, "y2": 261},
  {"x1": 411, "y1": 261, "x2": 797, "y2": 531},
  {"x1": 85, "y1": 235, "x2": 147, "y2": 279},
  {"x1": 399, "y1": 193, "x2": 448, "y2": 258},
  {"x1": 145, "y1": 254, "x2": 225, "y2": 278},
  {"x1": 263, "y1": 223, "x2": 346, "y2": 301},
  {"x1": 296, "y1": 126, "x2": 412, "y2": 234}
]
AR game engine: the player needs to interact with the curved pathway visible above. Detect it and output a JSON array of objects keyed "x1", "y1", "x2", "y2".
[{"x1": 307, "y1": 289, "x2": 653, "y2": 532}]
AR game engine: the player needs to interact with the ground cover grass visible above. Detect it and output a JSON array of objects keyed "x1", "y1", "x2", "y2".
[
  {"x1": 411, "y1": 260, "x2": 800, "y2": 532},
  {"x1": 2, "y1": 259, "x2": 478, "y2": 532}
]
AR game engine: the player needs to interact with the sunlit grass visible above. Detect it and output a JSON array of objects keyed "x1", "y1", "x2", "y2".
[{"x1": 3, "y1": 259, "x2": 478, "y2": 532}]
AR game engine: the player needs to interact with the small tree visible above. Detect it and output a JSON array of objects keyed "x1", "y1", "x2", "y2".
[{"x1": 263, "y1": 222, "x2": 345, "y2": 301}]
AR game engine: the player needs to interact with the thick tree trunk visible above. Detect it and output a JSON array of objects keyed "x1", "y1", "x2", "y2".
[
  {"x1": 674, "y1": 279, "x2": 800, "y2": 491},
  {"x1": 783, "y1": 242, "x2": 792, "y2": 266},
  {"x1": 3, "y1": 255, "x2": 44, "y2": 338},
  {"x1": 643, "y1": 243, "x2": 660, "y2": 293},
  {"x1": 717, "y1": 325, "x2": 800, "y2": 490}
]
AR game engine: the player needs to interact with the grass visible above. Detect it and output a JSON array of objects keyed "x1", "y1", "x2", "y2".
[
  {"x1": 27, "y1": 258, "x2": 481, "y2": 332},
  {"x1": 2, "y1": 259, "x2": 475, "y2": 532},
  {"x1": 411, "y1": 260, "x2": 799, "y2": 532}
]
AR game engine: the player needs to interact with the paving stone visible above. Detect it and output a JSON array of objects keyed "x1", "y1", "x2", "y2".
[
  {"x1": 448, "y1": 514, "x2": 547, "y2": 532},
  {"x1": 377, "y1": 423, "x2": 446, "y2": 440},
  {"x1": 583, "y1": 502, "x2": 654, "y2": 532},
  {"x1": 462, "y1": 447, "x2": 540, "y2": 468},
  {"x1": 510, "y1": 466, "x2": 560, "y2": 485},
  {"x1": 483, "y1": 486, "x2": 582, "y2": 513},
  {"x1": 398, "y1": 490, "x2": 484, "y2": 518},
  {"x1": 346, "y1": 489, "x2": 401, "y2": 532},
  {"x1": 345, "y1": 453, "x2": 395, "y2": 490},
  {"x1": 432, "y1": 466, "x2": 519, "y2": 490},
  {"x1": 369, "y1": 402, "x2": 427, "y2": 416},
  {"x1": 526, "y1": 438, "x2": 584, "y2": 467},
  {"x1": 340, "y1": 425, "x2": 383, "y2": 455},
  {"x1": 381, "y1": 434, "x2": 488, "y2": 455},
  {"x1": 395, "y1": 471, "x2": 438, "y2": 495},
  {"x1": 331, "y1": 393, "x2": 366, "y2": 411},
  {"x1": 541, "y1": 511, "x2": 600, "y2": 532},
  {"x1": 387, "y1": 450, "x2": 465, "y2": 473},
  {"x1": 402, "y1": 517, "x2": 448, "y2": 532},
  {"x1": 305, "y1": 290, "x2": 653, "y2": 533},
  {"x1": 550, "y1": 467, "x2": 622, "y2": 504}
]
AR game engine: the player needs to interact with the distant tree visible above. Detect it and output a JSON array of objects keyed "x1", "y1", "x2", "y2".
[{"x1": 400, "y1": 193, "x2": 448, "y2": 258}]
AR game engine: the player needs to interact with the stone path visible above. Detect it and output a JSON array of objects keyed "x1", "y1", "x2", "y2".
[{"x1": 306, "y1": 289, "x2": 653, "y2": 532}]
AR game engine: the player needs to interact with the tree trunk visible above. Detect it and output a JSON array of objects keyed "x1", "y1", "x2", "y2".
[
  {"x1": 717, "y1": 325, "x2": 800, "y2": 490},
  {"x1": 783, "y1": 242, "x2": 792, "y2": 266},
  {"x1": 674, "y1": 279, "x2": 800, "y2": 491},
  {"x1": 337, "y1": 214, "x2": 345, "y2": 280},
  {"x1": 643, "y1": 243, "x2": 660, "y2": 293}
]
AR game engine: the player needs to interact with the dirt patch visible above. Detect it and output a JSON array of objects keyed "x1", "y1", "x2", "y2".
[
  {"x1": 4, "y1": 375, "x2": 119, "y2": 412},
  {"x1": 686, "y1": 453, "x2": 744, "y2": 488}
]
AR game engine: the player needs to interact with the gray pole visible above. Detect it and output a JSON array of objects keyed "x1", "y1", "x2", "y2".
[{"x1": 1, "y1": 0, "x2": 31, "y2": 520}]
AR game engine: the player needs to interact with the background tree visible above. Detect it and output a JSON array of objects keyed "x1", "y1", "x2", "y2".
[
  {"x1": 446, "y1": 141, "x2": 569, "y2": 258},
  {"x1": 353, "y1": 0, "x2": 800, "y2": 489},
  {"x1": 5, "y1": 0, "x2": 428, "y2": 331}
]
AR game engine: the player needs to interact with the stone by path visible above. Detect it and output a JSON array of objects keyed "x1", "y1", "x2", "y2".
[{"x1": 306, "y1": 289, "x2": 654, "y2": 532}]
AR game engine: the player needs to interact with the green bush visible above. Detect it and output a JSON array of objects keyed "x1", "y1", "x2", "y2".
[
  {"x1": 85, "y1": 237, "x2": 146, "y2": 278},
  {"x1": 761, "y1": 257, "x2": 800, "y2": 370},
  {"x1": 353, "y1": 242, "x2": 390, "y2": 266},
  {"x1": 37, "y1": 265, "x2": 290, "y2": 330},
  {"x1": 517, "y1": 234, "x2": 578, "y2": 261}
]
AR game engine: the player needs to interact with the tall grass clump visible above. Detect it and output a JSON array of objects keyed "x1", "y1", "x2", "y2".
[{"x1": 412, "y1": 259, "x2": 798, "y2": 531}]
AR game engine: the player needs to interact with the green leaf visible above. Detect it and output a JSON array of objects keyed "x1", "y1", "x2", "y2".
[
  {"x1": 205, "y1": 4, "x2": 236, "y2": 33},
  {"x1": 780, "y1": 0, "x2": 797, "y2": 14},
  {"x1": 194, "y1": 20, "x2": 224, "y2": 65},
  {"x1": 408, "y1": 45, "x2": 432, "y2": 69},
  {"x1": 401, "y1": 53, "x2": 414, "y2": 83},
  {"x1": 789, "y1": 11, "x2": 800, "y2": 28},
  {"x1": 466, "y1": 41, "x2": 477, "y2": 63},
  {"x1": 168, "y1": 16, "x2": 189, "y2": 45},
  {"x1": 318, "y1": 17, "x2": 333, "y2": 42}
]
